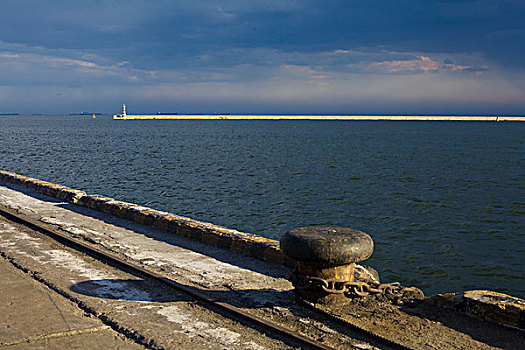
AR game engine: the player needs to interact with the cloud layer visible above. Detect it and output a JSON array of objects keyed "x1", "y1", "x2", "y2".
[{"x1": 1, "y1": 1, "x2": 524, "y2": 114}]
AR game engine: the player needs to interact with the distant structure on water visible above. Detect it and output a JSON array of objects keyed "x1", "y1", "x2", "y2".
[
  {"x1": 113, "y1": 104, "x2": 525, "y2": 121},
  {"x1": 69, "y1": 112, "x2": 102, "y2": 116}
]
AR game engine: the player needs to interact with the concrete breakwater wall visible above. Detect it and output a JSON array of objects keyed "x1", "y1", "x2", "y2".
[
  {"x1": 113, "y1": 114, "x2": 525, "y2": 121},
  {"x1": 0, "y1": 170, "x2": 284, "y2": 266}
]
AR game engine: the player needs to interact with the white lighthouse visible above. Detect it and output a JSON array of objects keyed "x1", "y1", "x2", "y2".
[{"x1": 113, "y1": 104, "x2": 128, "y2": 119}]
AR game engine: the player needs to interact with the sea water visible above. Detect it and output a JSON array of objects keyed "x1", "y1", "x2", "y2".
[{"x1": 0, "y1": 115, "x2": 523, "y2": 297}]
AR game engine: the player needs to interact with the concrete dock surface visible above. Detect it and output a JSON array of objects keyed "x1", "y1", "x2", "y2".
[
  {"x1": 0, "y1": 255, "x2": 144, "y2": 349},
  {"x1": 0, "y1": 185, "x2": 297, "y2": 349},
  {"x1": 1, "y1": 180, "x2": 523, "y2": 349}
]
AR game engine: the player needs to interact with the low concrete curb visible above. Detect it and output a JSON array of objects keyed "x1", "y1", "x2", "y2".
[
  {"x1": 428, "y1": 290, "x2": 525, "y2": 331},
  {"x1": 0, "y1": 170, "x2": 285, "y2": 266}
]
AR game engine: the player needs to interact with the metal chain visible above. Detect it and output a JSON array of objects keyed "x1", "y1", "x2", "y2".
[{"x1": 290, "y1": 272, "x2": 424, "y2": 300}]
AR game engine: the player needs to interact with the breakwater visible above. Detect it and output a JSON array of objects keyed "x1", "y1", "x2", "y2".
[
  {"x1": 113, "y1": 114, "x2": 525, "y2": 121},
  {"x1": 0, "y1": 170, "x2": 283, "y2": 265}
]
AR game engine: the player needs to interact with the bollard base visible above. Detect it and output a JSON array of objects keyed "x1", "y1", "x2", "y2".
[
  {"x1": 296, "y1": 262, "x2": 355, "y2": 282},
  {"x1": 290, "y1": 264, "x2": 355, "y2": 304}
]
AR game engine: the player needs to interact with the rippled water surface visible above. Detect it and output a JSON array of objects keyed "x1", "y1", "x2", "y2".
[{"x1": 1, "y1": 115, "x2": 523, "y2": 297}]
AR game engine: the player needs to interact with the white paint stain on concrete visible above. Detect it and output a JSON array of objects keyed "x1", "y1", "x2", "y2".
[
  {"x1": 40, "y1": 216, "x2": 104, "y2": 237},
  {"x1": 0, "y1": 224, "x2": 154, "y2": 301},
  {"x1": 45, "y1": 249, "x2": 114, "y2": 281},
  {"x1": 155, "y1": 305, "x2": 266, "y2": 349},
  {"x1": 37, "y1": 214, "x2": 285, "y2": 291}
]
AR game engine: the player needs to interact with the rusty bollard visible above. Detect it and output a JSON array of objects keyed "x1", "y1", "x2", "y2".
[{"x1": 280, "y1": 227, "x2": 374, "y2": 303}]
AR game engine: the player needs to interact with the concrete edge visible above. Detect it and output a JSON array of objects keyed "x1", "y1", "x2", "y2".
[
  {"x1": 427, "y1": 290, "x2": 525, "y2": 331},
  {"x1": 0, "y1": 170, "x2": 288, "y2": 266}
]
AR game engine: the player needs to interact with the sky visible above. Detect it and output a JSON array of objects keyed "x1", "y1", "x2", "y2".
[{"x1": 1, "y1": 0, "x2": 524, "y2": 115}]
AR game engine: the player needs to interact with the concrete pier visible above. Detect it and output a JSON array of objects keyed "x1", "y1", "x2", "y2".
[
  {"x1": 113, "y1": 114, "x2": 525, "y2": 121},
  {"x1": 0, "y1": 184, "x2": 297, "y2": 349},
  {"x1": 1, "y1": 171, "x2": 524, "y2": 349}
]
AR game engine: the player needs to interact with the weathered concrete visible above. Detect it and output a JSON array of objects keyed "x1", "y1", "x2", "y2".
[
  {"x1": 0, "y1": 217, "x2": 295, "y2": 349},
  {"x1": 427, "y1": 290, "x2": 525, "y2": 330},
  {"x1": 0, "y1": 253, "x2": 144, "y2": 349},
  {"x1": 0, "y1": 182, "x2": 291, "y2": 304},
  {"x1": 0, "y1": 170, "x2": 284, "y2": 266},
  {"x1": 0, "y1": 183, "x2": 378, "y2": 349},
  {"x1": 1, "y1": 174, "x2": 524, "y2": 349}
]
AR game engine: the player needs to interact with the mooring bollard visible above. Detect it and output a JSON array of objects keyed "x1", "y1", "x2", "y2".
[{"x1": 280, "y1": 226, "x2": 374, "y2": 303}]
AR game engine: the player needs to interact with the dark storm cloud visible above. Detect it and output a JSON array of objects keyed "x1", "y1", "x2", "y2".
[{"x1": 2, "y1": 1, "x2": 524, "y2": 66}]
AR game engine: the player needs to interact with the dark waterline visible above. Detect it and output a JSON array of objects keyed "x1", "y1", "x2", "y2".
[{"x1": 1, "y1": 115, "x2": 523, "y2": 297}]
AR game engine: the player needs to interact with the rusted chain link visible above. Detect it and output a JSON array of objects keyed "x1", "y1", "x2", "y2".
[{"x1": 290, "y1": 272, "x2": 424, "y2": 300}]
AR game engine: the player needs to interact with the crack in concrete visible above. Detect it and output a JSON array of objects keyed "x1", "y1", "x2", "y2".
[
  {"x1": 0, "y1": 326, "x2": 112, "y2": 347},
  {"x1": 0, "y1": 250, "x2": 155, "y2": 349},
  {"x1": 45, "y1": 289, "x2": 71, "y2": 331}
]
